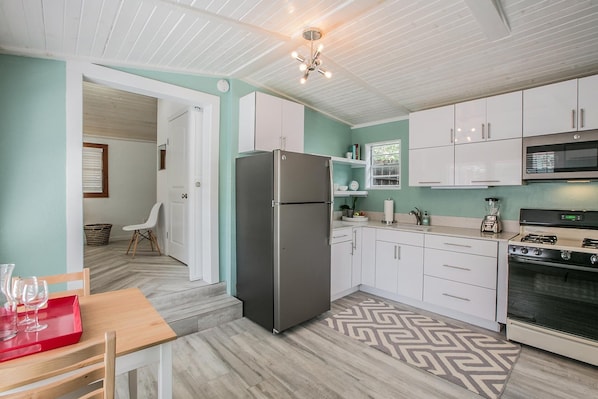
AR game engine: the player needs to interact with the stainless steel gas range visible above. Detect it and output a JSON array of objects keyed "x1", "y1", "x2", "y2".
[{"x1": 507, "y1": 208, "x2": 598, "y2": 366}]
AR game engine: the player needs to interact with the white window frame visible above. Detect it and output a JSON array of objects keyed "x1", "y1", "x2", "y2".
[{"x1": 365, "y1": 139, "x2": 401, "y2": 189}]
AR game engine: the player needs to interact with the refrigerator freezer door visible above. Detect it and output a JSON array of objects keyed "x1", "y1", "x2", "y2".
[
  {"x1": 274, "y1": 202, "x2": 331, "y2": 332},
  {"x1": 274, "y1": 150, "x2": 331, "y2": 204}
]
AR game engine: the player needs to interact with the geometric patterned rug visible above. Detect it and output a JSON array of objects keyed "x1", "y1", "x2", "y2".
[{"x1": 322, "y1": 299, "x2": 521, "y2": 399}]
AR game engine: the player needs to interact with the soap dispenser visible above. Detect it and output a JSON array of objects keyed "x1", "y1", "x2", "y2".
[{"x1": 422, "y1": 211, "x2": 430, "y2": 226}]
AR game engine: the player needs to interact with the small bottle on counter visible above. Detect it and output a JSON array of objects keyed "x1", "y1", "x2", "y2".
[{"x1": 422, "y1": 211, "x2": 430, "y2": 226}]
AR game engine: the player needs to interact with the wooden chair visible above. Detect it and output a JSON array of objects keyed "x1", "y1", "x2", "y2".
[
  {"x1": 39, "y1": 268, "x2": 91, "y2": 299},
  {"x1": 1, "y1": 330, "x2": 116, "y2": 399}
]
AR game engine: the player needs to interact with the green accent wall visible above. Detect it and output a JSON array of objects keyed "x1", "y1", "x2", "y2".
[
  {"x1": 351, "y1": 119, "x2": 598, "y2": 221},
  {"x1": 0, "y1": 55, "x2": 66, "y2": 278}
]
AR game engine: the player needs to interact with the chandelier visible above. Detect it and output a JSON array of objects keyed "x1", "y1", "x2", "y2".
[{"x1": 291, "y1": 28, "x2": 332, "y2": 84}]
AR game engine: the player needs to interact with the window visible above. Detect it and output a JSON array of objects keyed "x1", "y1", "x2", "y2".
[
  {"x1": 365, "y1": 140, "x2": 401, "y2": 189},
  {"x1": 83, "y1": 143, "x2": 109, "y2": 198}
]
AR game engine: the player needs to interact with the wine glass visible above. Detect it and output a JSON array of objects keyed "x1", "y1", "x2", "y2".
[
  {"x1": 12, "y1": 277, "x2": 37, "y2": 326},
  {"x1": 22, "y1": 279, "x2": 49, "y2": 332}
]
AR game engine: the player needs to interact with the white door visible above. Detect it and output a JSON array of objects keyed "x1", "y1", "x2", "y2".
[{"x1": 167, "y1": 111, "x2": 189, "y2": 264}]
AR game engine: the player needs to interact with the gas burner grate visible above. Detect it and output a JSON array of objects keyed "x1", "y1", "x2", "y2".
[
  {"x1": 582, "y1": 238, "x2": 598, "y2": 249},
  {"x1": 521, "y1": 234, "x2": 558, "y2": 244}
]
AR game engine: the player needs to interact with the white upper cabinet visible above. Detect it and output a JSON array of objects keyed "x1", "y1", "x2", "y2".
[
  {"x1": 409, "y1": 104, "x2": 455, "y2": 149},
  {"x1": 455, "y1": 92, "x2": 522, "y2": 143},
  {"x1": 455, "y1": 139, "x2": 522, "y2": 186},
  {"x1": 238, "y1": 91, "x2": 304, "y2": 153},
  {"x1": 409, "y1": 146, "x2": 454, "y2": 187},
  {"x1": 578, "y1": 74, "x2": 598, "y2": 131},
  {"x1": 523, "y1": 79, "x2": 579, "y2": 137}
]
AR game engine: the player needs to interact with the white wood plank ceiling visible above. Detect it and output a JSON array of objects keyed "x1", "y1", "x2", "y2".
[{"x1": 1, "y1": 0, "x2": 598, "y2": 127}]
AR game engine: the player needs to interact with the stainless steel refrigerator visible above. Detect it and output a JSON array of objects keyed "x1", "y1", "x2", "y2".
[{"x1": 236, "y1": 150, "x2": 332, "y2": 333}]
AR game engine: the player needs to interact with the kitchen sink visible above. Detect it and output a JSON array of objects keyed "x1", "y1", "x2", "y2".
[{"x1": 394, "y1": 224, "x2": 430, "y2": 232}]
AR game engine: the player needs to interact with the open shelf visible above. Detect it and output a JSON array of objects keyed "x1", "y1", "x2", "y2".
[
  {"x1": 333, "y1": 190, "x2": 368, "y2": 197},
  {"x1": 330, "y1": 156, "x2": 366, "y2": 168}
]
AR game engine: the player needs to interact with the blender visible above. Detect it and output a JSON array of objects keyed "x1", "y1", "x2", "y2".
[{"x1": 481, "y1": 197, "x2": 502, "y2": 233}]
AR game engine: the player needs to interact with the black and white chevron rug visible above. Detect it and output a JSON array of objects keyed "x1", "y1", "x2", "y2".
[{"x1": 322, "y1": 299, "x2": 520, "y2": 399}]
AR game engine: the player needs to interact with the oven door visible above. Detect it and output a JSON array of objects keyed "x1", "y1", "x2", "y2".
[
  {"x1": 508, "y1": 255, "x2": 598, "y2": 341},
  {"x1": 523, "y1": 130, "x2": 598, "y2": 180}
]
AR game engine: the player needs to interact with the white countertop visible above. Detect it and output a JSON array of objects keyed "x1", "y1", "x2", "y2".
[{"x1": 333, "y1": 219, "x2": 518, "y2": 242}]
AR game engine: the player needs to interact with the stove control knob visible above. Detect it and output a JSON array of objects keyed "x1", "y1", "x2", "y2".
[
  {"x1": 561, "y1": 250, "x2": 571, "y2": 261},
  {"x1": 591, "y1": 254, "x2": 598, "y2": 265},
  {"x1": 534, "y1": 248, "x2": 542, "y2": 256},
  {"x1": 521, "y1": 247, "x2": 528, "y2": 255}
]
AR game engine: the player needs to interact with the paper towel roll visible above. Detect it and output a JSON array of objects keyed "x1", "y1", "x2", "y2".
[{"x1": 384, "y1": 199, "x2": 394, "y2": 224}]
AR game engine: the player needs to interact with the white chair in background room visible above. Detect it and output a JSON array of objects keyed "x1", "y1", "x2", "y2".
[{"x1": 123, "y1": 202, "x2": 162, "y2": 258}]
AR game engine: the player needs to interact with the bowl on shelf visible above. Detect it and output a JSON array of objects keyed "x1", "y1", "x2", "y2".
[{"x1": 338, "y1": 185, "x2": 348, "y2": 191}]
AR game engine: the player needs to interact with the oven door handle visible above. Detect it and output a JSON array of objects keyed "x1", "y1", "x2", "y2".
[{"x1": 509, "y1": 256, "x2": 598, "y2": 273}]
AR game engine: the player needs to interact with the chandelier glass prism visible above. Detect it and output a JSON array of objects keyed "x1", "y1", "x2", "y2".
[{"x1": 291, "y1": 28, "x2": 332, "y2": 84}]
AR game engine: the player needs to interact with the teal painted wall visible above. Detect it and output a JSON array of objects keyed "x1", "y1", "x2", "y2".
[
  {"x1": 0, "y1": 55, "x2": 66, "y2": 278},
  {"x1": 0, "y1": 54, "x2": 352, "y2": 295},
  {"x1": 351, "y1": 119, "x2": 598, "y2": 221}
]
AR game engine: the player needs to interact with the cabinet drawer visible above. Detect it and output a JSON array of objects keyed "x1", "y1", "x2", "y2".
[
  {"x1": 425, "y1": 234, "x2": 497, "y2": 257},
  {"x1": 331, "y1": 227, "x2": 353, "y2": 244},
  {"x1": 424, "y1": 248, "x2": 497, "y2": 289},
  {"x1": 424, "y1": 276, "x2": 496, "y2": 321},
  {"x1": 376, "y1": 229, "x2": 424, "y2": 246}
]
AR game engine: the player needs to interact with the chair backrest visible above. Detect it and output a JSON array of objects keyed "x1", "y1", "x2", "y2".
[
  {"x1": 40, "y1": 268, "x2": 91, "y2": 299},
  {"x1": 1, "y1": 330, "x2": 116, "y2": 399},
  {"x1": 144, "y1": 202, "x2": 162, "y2": 228}
]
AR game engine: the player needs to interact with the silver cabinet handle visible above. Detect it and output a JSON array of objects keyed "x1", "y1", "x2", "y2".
[
  {"x1": 442, "y1": 264, "x2": 471, "y2": 271},
  {"x1": 352, "y1": 230, "x2": 357, "y2": 250},
  {"x1": 397, "y1": 245, "x2": 401, "y2": 260},
  {"x1": 572, "y1": 109, "x2": 576, "y2": 129},
  {"x1": 580, "y1": 108, "x2": 585, "y2": 128},
  {"x1": 487, "y1": 122, "x2": 491, "y2": 139},
  {"x1": 418, "y1": 181, "x2": 441, "y2": 184},
  {"x1": 444, "y1": 242, "x2": 472, "y2": 248},
  {"x1": 442, "y1": 293, "x2": 470, "y2": 302},
  {"x1": 471, "y1": 180, "x2": 500, "y2": 183},
  {"x1": 481, "y1": 123, "x2": 485, "y2": 139},
  {"x1": 333, "y1": 234, "x2": 349, "y2": 239},
  {"x1": 450, "y1": 128, "x2": 454, "y2": 144}
]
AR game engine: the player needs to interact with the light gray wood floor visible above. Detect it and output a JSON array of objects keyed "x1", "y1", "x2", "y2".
[
  {"x1": 84, "y1": 240, "x2": 207, "y2": 298},
  {"x1": 112, "y1": 290, "x2": 598, "y2": 399}
]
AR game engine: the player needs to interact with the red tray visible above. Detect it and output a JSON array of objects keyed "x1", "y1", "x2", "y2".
[{"x1": 0, "y1": 295, "x2": 83, "y2": 362}]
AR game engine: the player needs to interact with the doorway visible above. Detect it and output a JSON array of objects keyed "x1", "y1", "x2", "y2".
[{"x1": 66, "y1": 62, "x2": 220, "y2": 284}]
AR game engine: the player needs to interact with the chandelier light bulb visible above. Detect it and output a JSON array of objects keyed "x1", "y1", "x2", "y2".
[
  {"x1": 300, "y1": 77, "x2": 307, "y2": 84},
  {"x1": 299, "y1": 63, "x2": 307, "y2": 72},
  {"x1": 291, "y1": 51, "x2": 298, "y2": 59},
  {"x1": 324, "y1": 71, "x2": 332, "y2": 78}
]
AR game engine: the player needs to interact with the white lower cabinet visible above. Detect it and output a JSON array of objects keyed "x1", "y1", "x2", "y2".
[
  {"x1": 351, "y1": 227, "x2": 362, "y2": 287},
  {"x1": 423, "y1": 234, "x2": 498, "y2": 321},
  {"x1": 360, "y1": 227, "x2": 376, "y2": 287},
  {"x1": 331, "y1": 228, "x2": 353, "y2": 299},
  {"x1": 375, "y1": 230, "x2": 424, "y2": 300},
  {"x1": 423, "y1": 276, "x2": 496, "y2": 320}
]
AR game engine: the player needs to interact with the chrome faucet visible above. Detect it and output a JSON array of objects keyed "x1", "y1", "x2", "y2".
[{"x1": 409, "y1": 207, "x2": 423, "y2": 225}]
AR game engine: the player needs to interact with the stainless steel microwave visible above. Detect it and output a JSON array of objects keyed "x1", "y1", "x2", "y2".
[{"x1": 523, "y1": 129, "x2": 598, "y2": 181}]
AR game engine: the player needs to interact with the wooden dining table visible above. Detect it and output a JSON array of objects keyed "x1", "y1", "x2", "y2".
[{"x1": 0, "y1": 288, "x2": 177, "y2": 399}]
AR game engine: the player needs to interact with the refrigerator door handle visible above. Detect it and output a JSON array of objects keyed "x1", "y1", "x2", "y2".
[{"x1": 328, "y1": 159, "x2": 334, "y2": 245}]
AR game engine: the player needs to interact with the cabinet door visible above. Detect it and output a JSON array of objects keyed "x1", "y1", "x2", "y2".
[
  {"x1": 351, "y1": 228, "x2": 362, "y2": 287},
  {"x1": 375, "y1": 241, "x2": 398, "y2": 293},
  {"x1": 454, "y1": 139, "x2": 522, "y2": 186},
  {"x1": 455, "y1": 98, "x2": 486, "y2": 144},
  {"x1": 397, "y1": 244, "x2": 424, "y2": 301},
  {"x1": 361, "y1": 227, "x2": 376, "y2": 287},
  {"x1": 281, "y1": 99, "x2": 304, "y2": 152},
  {"x1": 578, "y1": 74, "x2": 598, "y2": 131},
  {"x1": 409, "y1": 105, "x2": 455, "y2": 149},
  {"x1": 255, "y1": 92, "x2": 283, "y2": 151},
  {"x1": 409, "y1": 146, "x2": 454, "y2": 186},
  {"x1": 331, "y1": 240, "x2": 352, "y2": 298},
  {"x1": 523, "y1": 79, "x2": 577, "y2": 136},
  {"x1": 486, "y1": 91, "x2": 522, "y2": 140}
]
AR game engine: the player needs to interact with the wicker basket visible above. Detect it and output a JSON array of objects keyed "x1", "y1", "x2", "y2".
[{"x1": 84, "y1": 223, "x2": 112, "y2": 246}]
